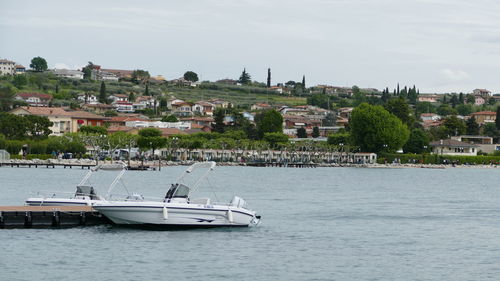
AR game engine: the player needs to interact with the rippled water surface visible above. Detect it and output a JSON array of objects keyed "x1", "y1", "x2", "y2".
[{"x1": 1, "y1": 166, "x2": 500, "y2": 280}]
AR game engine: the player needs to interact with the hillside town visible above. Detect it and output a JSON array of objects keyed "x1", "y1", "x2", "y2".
[{"x1": 2, "y1": 56, "x2": 500, "y2": 166}]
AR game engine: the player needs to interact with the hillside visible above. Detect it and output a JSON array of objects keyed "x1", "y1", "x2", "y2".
[{"x1": 0, "y1": 73, "x2": 307, "y2": 109}]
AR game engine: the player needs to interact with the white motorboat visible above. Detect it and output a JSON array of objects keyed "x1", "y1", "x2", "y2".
[
  {"x1": 93, "y1": 162, "x2": 261, "y2": 229},
  {"x1": 25, "y1": 163, "x2": 140, "y2": 206}
]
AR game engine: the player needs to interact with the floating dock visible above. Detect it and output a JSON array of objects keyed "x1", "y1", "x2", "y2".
[
  {"x1": 0, "y1": 206, "x2": 109, "y2": 229},
  {"x1": 246, "y1": 162, "x2": 318, "y2": 168},
  {"x1": 0, "y1": 162, "x2": 95, "y2": 169}
]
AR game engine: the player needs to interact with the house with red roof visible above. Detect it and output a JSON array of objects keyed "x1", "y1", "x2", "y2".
[
  {"x1": 107, "y1": 116, "x2": 149, "y2": 127},
  {"x1": 10, "y1": 106, "x2": 108, "y2": 135},
  {"x1": 470, "y1": 111, "x2": 496, "y2": 125},
  {"x1": 192, "y1": 101, "x2": 215, "y2": 116}
]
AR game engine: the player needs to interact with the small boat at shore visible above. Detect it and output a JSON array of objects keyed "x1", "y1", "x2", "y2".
[
  {"x1": 25, "y1": 163, "x2": 141, "y2": 206},
  {"x1": 92, "y1": 162, "x2": 261, "y2": 229}
]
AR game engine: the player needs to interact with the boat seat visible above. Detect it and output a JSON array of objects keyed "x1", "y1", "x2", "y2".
[{"x1": 190, "y1": 198, "x2": 210, "y2": 205}]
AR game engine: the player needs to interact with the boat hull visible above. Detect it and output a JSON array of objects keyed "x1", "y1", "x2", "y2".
[{"x1": 93, "y1": 202, "x2": 258, "y2": 228}]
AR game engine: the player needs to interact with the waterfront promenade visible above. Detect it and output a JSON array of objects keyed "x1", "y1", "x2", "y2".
[{"x1": 2, "y1": 158, "x2": 500, "y2": 169}]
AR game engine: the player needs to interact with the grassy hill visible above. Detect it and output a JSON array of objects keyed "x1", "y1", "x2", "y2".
[{"x1": 0, "y1": 73, "x2": 307, "y2": 109}]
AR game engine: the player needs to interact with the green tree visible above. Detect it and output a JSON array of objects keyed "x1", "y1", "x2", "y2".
[
  {"x1": 99, "y1": 81, "x2": 107, "y2": 104},
  {"x1": 416, "y1": 102, "x2": 436, "y2": 114},
  {"x1": 327, "y1": 133, "x2": 351, "y2": 145},
  {"x1": 138, "y1": 128, "x2": 162, "y2": 137},
  {"x1": 456, "y1": 104, "x2": 473, "y2": 116},
  {"x1": 82, "y1": 62, "x2": 94, "y2": 80},
  {"x1": 25, "y1": 115, "x2": 52, "y2": 139},
  {"x1": 137, "y1": 134, "x2": 167, "y2": 157},
  {"x1": 450, "y1": 94, "x2": 458, "y2": 108},
  {"x1": 466, "y1": 116, "x2": 480, "y2": 135},
  {"x1": 161, "y1": 115, "x2": 178, "y2": 122},
  {"x1": 128, "y1": 92, "x2": 136, "y2": 102},
  {"x1": 482, "y1": 123, "x2": 498, "y2": 137},
  {"x1": 442, "y1": 115, "x2": 466, "y2": 137},
  {"x1": 385, "y1": 97, "x2": 412, "y2": 126},
  {"x1": 350, "y1": 103, "x2": 410, "y2": 153},
  {"x1": 183, "y1": 71, "x2": 199, "y2": 82},
  {"x1": 79, "y1": 125, "x2": 107, "y2": 135},
  {"x1": 322, "y1": 112, "x2": 336, "y2": 126},
  {"x1": 408, "y1": 85, "x2": 418, "y2": 104},
  {"x1": 212, "y1": 108, "x2": 225, "y2": 133},
  {"x1": 312, "y1": 126, "x2": 320, "y2": 138},
  {"x1": 302, "y1": 75, "x2": 306, "y2": 90},
  {"x1": 238, "y1": 68, "x2": 251, "y2": 85},
  {"x1": 255, "y1": 109, "x2": 283, "y2": 139},
  {"x1": 132, "y1": 70, "x2": 150, "y2": 84},
  {"x1": 352, "y1": 86, "x2": 367, "y2": 107},
  {"x1": 30, "y1": 56, "x2": 48, "y2": 72},
  {"x1": 437, "y1": 104, "x2": 458, "y2": 116},
  {"x1": 403, "y1": 128, "x2": 429, "y2": 154},
  {"x1": 465, "y1": 94, "x2": 475, "y2": 104},
  {"x1": 307, "y1": 93, "x2": 330, "y2": 109},
  {"x1": 267, "y1": 68, "x2": 271, "y2": 88},
  {"x1": 297, "y1": 127, "x2": 307, "y2": 138},
  {"x1": 263, "y1": 132, "x2": 289, "y2": 148},
  {"x1": 0, "y1": 113, "x2": 30, "y2": 139},
  {"x1": 12, "y1": 75, "x2": 28, "y2": 88},
  {"x1": 496, "y1": 107, "x2": 500, "y2": 130},
  {"x1": 0, "y1": 86, "x2": 15, "y2": 111}
]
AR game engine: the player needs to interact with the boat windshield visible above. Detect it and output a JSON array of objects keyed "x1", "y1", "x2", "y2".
[
  {"x1": 165, "y1": 183, "x2": 190, "y2": 200},
  {"x1": 75, "y1": 185, "x2": 99, "y2": 200}
]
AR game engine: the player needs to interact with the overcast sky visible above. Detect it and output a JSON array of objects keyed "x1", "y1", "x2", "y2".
[{"x1": 1, "y1": 0, "x2": 500, "y2": 93}]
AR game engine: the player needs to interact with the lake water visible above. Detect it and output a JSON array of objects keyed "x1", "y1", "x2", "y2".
[{"x1": 1, "y1": 166, "x2": 500, "y2": 280}]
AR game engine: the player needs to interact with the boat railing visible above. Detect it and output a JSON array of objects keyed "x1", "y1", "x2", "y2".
[
  {"x1": 106, "y1": 193, "x2": 163, "y2": 202},
  {"x1": 29, "y1": 190, "x2": 81, "y2": 199}
]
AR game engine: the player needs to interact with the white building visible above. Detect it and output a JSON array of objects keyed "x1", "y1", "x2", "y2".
[
  {"x1": 77, "y1": 93, "x2": 98, "y2": 104},
  {"x1": 50, "y1": 69, "x2": 84, "y2": 79},
  {"x1": 114, "y1": 102, "x2": 134, "y2": 113},
  {"x1": 0, "y1": 59, "x2": 16, "y2": 76},
  {"x1": 125, "y1": 121, "x2": 191, "y2": 130},
  {"x1": 420, "y1": 113, "x2": 441, "y2": 121},
  {"x1": 430, "y1": 139, "x2": 478, "y2": 156}
]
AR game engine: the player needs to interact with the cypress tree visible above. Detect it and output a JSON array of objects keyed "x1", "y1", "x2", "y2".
[
  {"x1": 267, "y1": 68, "x2": 271, "y2": 88},
  {"x1": 145, "y1": 84, "x2": 149, "y2": 96},
  {"x1": 99, "y1": 81, "x2": 106, "y2": 104},
  {"x1": 466, "y1": 116, "x2": 480, "y2": 135},
  {"x1": 312, "y1": 126, "x2": 320, "y2": 138},
  {"x1": 129, "y1": 92, "x2": 136, "y2": 102},
  {"x1": 397, "y1": 83, "x2": 400, "y2": 95},
  {"x1": 496, "y1": 107, "x2": 500, "y2": 130},
  {"x1": 302, "y1": 75, "x2": 306, "y2": 90}
]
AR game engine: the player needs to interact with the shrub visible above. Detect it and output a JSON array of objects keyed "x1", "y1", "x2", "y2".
[{"x1": 5, "y1": 140, "x2": 23, "y2": 154}]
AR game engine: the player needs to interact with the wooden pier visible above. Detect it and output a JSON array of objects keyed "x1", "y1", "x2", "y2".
[
  {"x1": 0, "y1": 206, "x2": 109, "y2": 229},
  {"x1": 245, "y1": 162, "x2": 318, "y2": 168},
  {"x1": 0, "y1": 162, "x2": 95, "y2": 169}
]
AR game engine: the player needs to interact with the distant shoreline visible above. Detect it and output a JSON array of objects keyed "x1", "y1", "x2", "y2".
[{"x1": 1, "y1": 158, "x2": 500, "y2": 169}]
